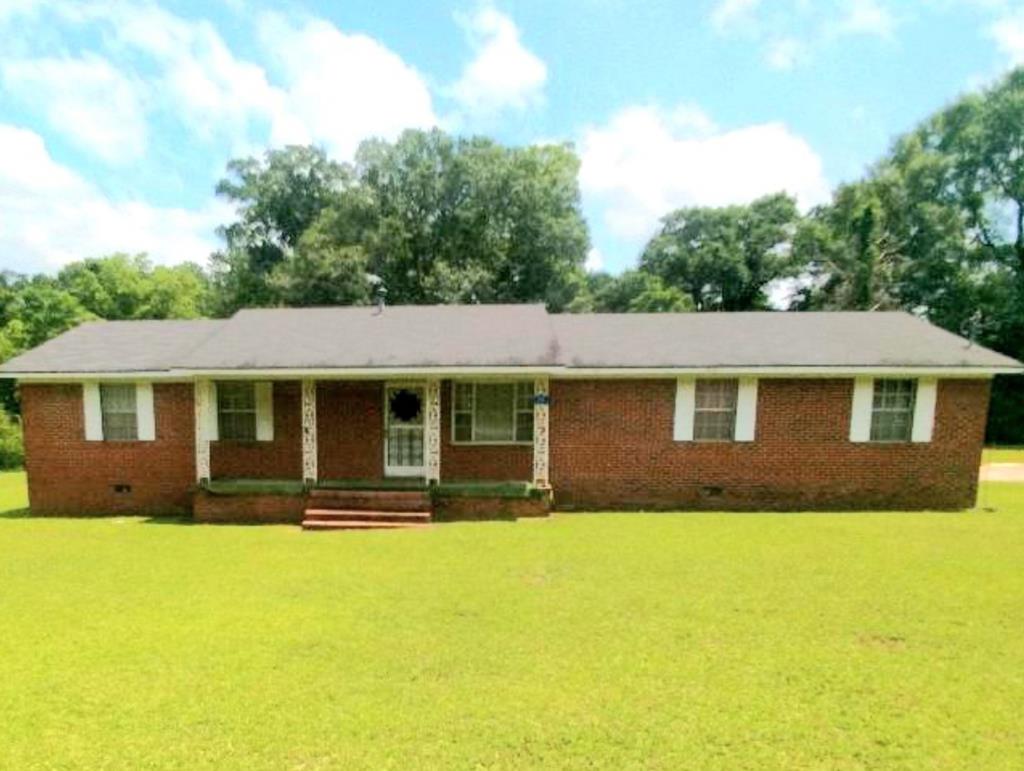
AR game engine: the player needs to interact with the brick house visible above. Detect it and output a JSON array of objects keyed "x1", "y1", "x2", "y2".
[{"x1": 1, "y1": 305, "x2": 1020, "y2": 526}]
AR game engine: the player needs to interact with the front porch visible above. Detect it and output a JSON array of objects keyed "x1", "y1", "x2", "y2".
[
  {"x1": 193, "y1": 377, "x2": 551, "y2": 487},
  {"x1": 193, "y1": 477, "x2": 552, "y2": 526}
]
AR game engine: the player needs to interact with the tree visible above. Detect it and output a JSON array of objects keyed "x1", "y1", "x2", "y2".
[
  {"x1": 57, "y1": 254, "x2": 210, "y2": 320},
  {"x1": 640, "y1": 193, "x2": 800, "y2": 310},
  {"x1": 211, "y1": 131, "x2": 590, "y2": 311},
  {"x1": 792, "y1": 67, "x2": 1024, "y2": 442},
  {"x1": 572, "y1": 270, "x2": 693, "y2": 312},
  {"x1": 211, "y1": 146, "x2": 353, "y2": 312}
]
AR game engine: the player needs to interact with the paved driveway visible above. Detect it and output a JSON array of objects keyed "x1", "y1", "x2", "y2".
[{"x1": 980, "y1": 463, "x2": 1024, "y2": 482}]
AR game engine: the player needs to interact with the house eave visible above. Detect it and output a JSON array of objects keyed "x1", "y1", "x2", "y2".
[{"x1": 2, "y1": 363, "x2": 1020, "y2": 382}]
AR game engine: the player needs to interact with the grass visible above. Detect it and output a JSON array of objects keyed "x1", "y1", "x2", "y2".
[
  {"x1": 1, "y1": 474, "x2": 1023, "y2": 768},
  {"x1": 0, "y1": 469, "x2": 27, "y2": 513},
  {"x1": 983, "y1": 446, "x2": 1024, "y2": 464}
]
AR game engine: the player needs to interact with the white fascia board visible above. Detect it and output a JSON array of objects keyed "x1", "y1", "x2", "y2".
[{"x1": 3, "y1": 364, "x2": 1019, "y2": 382}]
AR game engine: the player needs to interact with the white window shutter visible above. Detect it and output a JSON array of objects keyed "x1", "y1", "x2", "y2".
[
  {"x1": 849, "y1": 377, "x2": 874, "y2": 442},
  {"x1": 912, "y1": 378, "x2": 937, "y2": 443},
  {"x1": 734, "y1": 378, "x2": 758, "y2": 441},
  {"x1": 673, "y1": 377, "x2": 696, "y2": 441},
  {"x1": 255, "y1": 382, "x2": 274, "y2": 441},
  {"x1": 136, "y1": 382, "x2": 156, "y2": 441},
  {"x1": 83, "y1": 382, "x2": 103, "y2": 441}
]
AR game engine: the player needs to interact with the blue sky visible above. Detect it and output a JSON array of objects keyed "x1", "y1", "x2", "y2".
[{"x1": 1, "y1": 0, "x2": 1023, "y2": 277}]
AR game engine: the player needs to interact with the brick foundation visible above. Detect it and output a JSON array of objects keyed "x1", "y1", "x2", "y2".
[
  {"x1": 193, "y1": 490, "x2": 306, "y2": 524},
  {"x1": 432, "y1": 493, "x2": 550, "y2": 521}
]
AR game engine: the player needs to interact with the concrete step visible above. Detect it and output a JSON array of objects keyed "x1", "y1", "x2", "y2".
[
  {"x1": 303, "y1": 508, "x2": 431, "y2": 524},
  {"x1": 301, "y1": 519, "x2": 431, "y2": 531},
  {"x1": 308, "y1": 489, "x2": 431, "y2": 511}
]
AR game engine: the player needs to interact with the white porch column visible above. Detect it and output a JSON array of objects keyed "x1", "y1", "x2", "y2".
[
  {"x1": 301, "y1": 378, "x2": 318, "y2": 484},
  {"x1": 425, "y1": 378, "x2": 441, "y2": 484},
  {"x1": 532, "y1": 376, "x2": 550, "y2": 488},
  {"x1": 194, "y1": 379, "x2": 214, "y2": 483}
]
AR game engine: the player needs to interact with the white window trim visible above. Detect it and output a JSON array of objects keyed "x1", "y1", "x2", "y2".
[
  {"x1": 83, "y1": 381, "x2": 155, "y2": 442},
  {"x1": 674, "y1": 377, "x2": 757, "y2": 443},
  {"x1": 215, "y1": 380, "x2": 274, "y2": 443},
  {"x1": 850, "y1": 377, "x2": 936, "y2": 444},
  {"x1": 450, "y1": 380, "x2": 535, "y2": 445}
]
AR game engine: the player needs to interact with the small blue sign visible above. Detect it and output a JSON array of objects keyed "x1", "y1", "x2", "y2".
[{"x1": 533, "y1": 393, "x2": 550, "y2": 406}]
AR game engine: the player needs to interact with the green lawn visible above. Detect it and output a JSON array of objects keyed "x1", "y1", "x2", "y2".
[
  {"x1": 1, "y1": 474, "x2": 1023, "y2": 768},
  {"x1": 983, "y1": 446, "x2": 1024, "y2": 464}
]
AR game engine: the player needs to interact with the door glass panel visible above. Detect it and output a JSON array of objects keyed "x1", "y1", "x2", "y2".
[{"x1": 386, "y1": 386, "x2": 425, "y2": 471}]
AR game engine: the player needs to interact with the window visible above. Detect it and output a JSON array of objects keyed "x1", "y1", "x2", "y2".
[
  {"x1": 100, "y1": 383, "x2": 137, "y2": 441},
  {"x1": 217, "y1": 381, "x2": 257, "y2": 441},
  {"x1": 693, "y1": 379, "x2": 738, "y2": 441},
  {"x1": 452, "y1": 382, "x2": 534, "y2": 443},
  {"x1": 870, "y1": 379, "x2": 916, "y2": 442}
]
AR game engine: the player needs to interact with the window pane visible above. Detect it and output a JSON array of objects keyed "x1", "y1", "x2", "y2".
[
  {"x1": 516, "y1": 410, "x2": 534, "y2": 442},
  {"x1": 454, "y1": 412, "x2": 472, "y2": 442},
  {"x1": 474, "y1": 383, "x2": 514, "y2": 441},
  {"x1": 454, "y1": 383, "x2": 474, "y2": 412},
  {"x1": 218, "y1": 382, "x2": 255, "y2": 411},
  {"x1": 694, "y1": 410, "x2": 734, "y2": 441},
  {"x1": 516, "y1": 382, "x2": 534, "y2": 410},
  {"x1": 100, "y1": 384, "x2": 137, "y2": 441},
  {"x1": 870, "y1": 379, "x2": 916, "y2": 442},
  {"x1": 693, "y1": 379, "x2": 737, "y2": 441},
  {"x1": 220, "y1": 412, "x2": 256, "y2": 441},
  {"x1": 695, "y1": 379, "x2": 738, "y2": 410},
  {"x1": 217, "y1": 382, "x2": 257, "y2": 441}
]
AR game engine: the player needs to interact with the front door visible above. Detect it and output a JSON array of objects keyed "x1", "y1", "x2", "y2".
[{"x1": 384, "y1": 383, "x2": 425, "y2": 477}]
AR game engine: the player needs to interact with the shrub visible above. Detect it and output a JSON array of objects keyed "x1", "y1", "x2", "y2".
[{"x1": 0, "y1": 411, "x2": 24, "y2": 469}]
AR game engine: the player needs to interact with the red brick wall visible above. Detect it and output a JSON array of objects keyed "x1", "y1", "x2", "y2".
[
  {"x1": 210, "y1": 381, "x2": 302, "y2": 479},
  {"x1": 193, "y1": 491, "x2": 305, "y2": 524},
  {"x1": 317, "y1": 380, "x2": 384, "y2": 480},
  {"x1": 549, "y1": 378, "x2": 989, "y2": 511},
  {"x1": 440, "y1": 380, "x2": 533, "y2": 481},
  {"x1": 21, "y1": 383, "x2": 195, "y2": 516}
]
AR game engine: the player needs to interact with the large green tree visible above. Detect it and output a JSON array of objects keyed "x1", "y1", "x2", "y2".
[
  {"x1": 794, "y1": 68, "x2": 1024, "y2": 441},
  {"x1": 214, "y1": 131, "x2": 590, "y2": 311},
  {"x1": 212, "y1": 146, "x2": 353, "y2": 313},
  {"x1": 640, "y1": 193, "x2": 800, "y2": 311}
]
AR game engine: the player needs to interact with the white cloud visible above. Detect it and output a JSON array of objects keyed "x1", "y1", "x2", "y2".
[
  {"x1": 0, "y1": 125, "x2": 225, "y2": 272},
  {"x1": 990, "y1": 9, "x2": 1024, "y2": 65},
  {"x1": 710, "y1": 0, "x2": 762, "y2": 33},
  {"x1": 257, "y1": 13, "x2": 437, "y2": 157},
  {"x1": 585, "y1": 248, "x2": 605, "y2": 273},
  {"x1": 579, "y1": 105, "x2": 829, "y2": 243},
  {"x1": 449, "y1": 6, "x2": 547, "y2": 115},
  {"x1": 833, "y1": 0, "x2": 896, "y2": 39},
  {"x1": 764, "y1": 37, "x2": 803, "y2": 70},
  {"x1": 2, "y1": 54, "x2": 147, "y2": 162}
]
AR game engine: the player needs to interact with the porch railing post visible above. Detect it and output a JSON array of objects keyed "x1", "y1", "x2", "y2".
[
  {"x1": 194, "y1": 379, "x2": 212, "y2": 484},
  {"x1": 425, "y1": 378, "x2": 441, "y2": 484},
  {"x1": 301, "y1": 378, "x2": 318, "y2": 485},
  {"x1": 532, "y1": 376, "x2": 550, "y2": 489}
]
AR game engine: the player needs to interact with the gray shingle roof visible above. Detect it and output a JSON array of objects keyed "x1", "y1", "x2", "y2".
[
  {"x1": 0, "y1": 305, "x2": 1019, "y2": 375},
  {"x1": 0, "y1": 319, "x2": 225, "y2": 374},
  {"x1": 551, "y1": 312, "x2": 1021, "y2": 369}
]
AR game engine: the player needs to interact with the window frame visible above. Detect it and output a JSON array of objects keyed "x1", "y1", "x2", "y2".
[
  {"x1": 868, "y1": 378, "x2": 917, "y2": 443},
  {"x1": 450, "y1": 380, "x2": 535, "y2": 446},
  {"x1": 692, "y1": 378, "x2": 739, "y2": 443},
  {"x1": 216, "y1": 381, "x2": 258, "y2": 442},
  {"x1": 99, "y1": 382, "x2": 139, "y2": 442}
]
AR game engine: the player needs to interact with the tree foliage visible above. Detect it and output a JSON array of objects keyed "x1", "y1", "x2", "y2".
[
  {"x1": 640, "y1": 193, "x2": 800, "y2": 310},
  {"x1": 213, "y1": 130, "x2": 590, "y2": 311}
]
